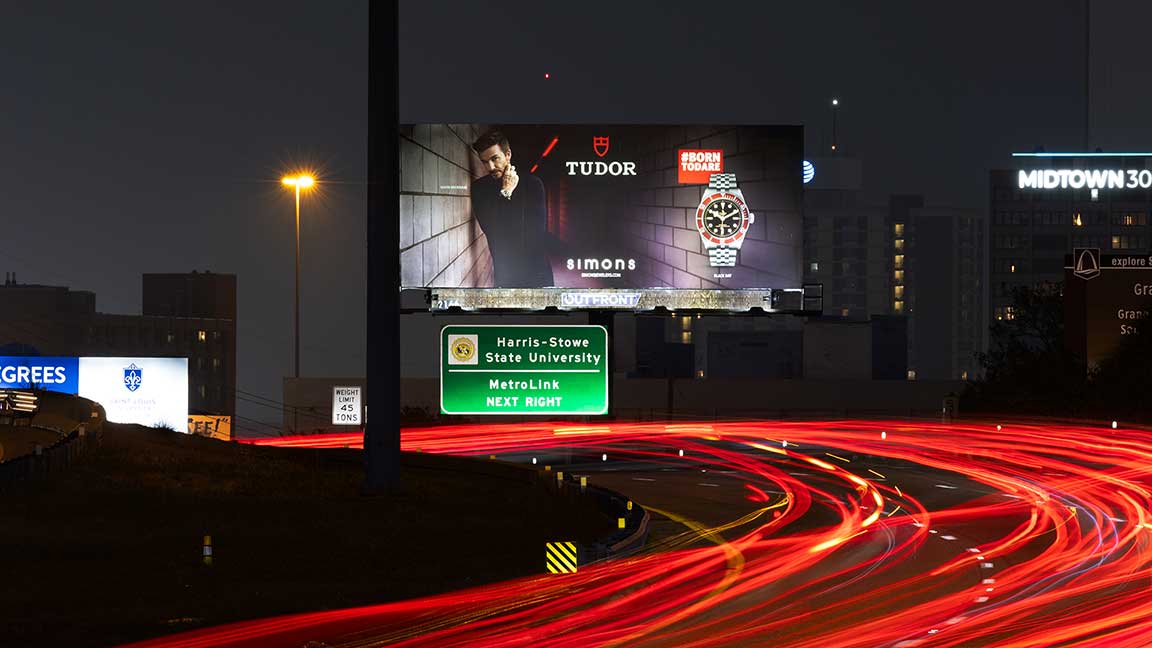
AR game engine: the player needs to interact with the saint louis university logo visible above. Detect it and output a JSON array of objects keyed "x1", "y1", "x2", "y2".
[
  {"x1": 447, "y1": 335, "x2": 478, "y2": 365},
  {"x1": 123, "y1": 363, "x2": 143, "y2": 392},
  {"x1": 593, "y1": 136, "x2": 610, "y2": 158},
  {"x1": 1073, "y1": 248, "x2": 1101, "y2": 280}
]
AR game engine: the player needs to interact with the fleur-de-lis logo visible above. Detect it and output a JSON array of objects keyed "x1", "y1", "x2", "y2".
[{"x1": 124, "y1": 363, "x2": 143, "y2": 392}]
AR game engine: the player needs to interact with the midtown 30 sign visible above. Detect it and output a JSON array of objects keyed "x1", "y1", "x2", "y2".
[{"x1": 1019, "y1": 169, "x2": 1152, "y2": 190}]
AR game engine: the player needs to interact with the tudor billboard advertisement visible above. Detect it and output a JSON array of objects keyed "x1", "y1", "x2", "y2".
[{"x1": 399, "y1": 124, "x2": 802, "y2": 291}]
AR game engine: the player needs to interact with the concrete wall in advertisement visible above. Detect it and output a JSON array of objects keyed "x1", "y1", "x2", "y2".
[{"x1": 399, "y1": 123, "x2": 494, "y2": 287}]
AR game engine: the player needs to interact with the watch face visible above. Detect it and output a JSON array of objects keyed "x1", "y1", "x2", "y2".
[{"x1": 703, "y1": 198, "x2": 743, "y2": 238}]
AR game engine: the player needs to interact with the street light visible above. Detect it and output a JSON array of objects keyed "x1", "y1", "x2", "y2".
[
  {"x1": 282, "y1": 173, "x2": 315, "y2": 433},
  {"x1": 831, "y1": 98, "x2": 841, "y2": 153}
]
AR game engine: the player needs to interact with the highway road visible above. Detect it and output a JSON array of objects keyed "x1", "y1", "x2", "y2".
[{"x1": 127, "y1": 419, "x2": 1152, "y2": 647}]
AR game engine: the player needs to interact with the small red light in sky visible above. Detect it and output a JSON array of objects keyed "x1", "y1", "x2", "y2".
[{"x1": 544, "y1": 73, "x2": 550, "y2": 79}]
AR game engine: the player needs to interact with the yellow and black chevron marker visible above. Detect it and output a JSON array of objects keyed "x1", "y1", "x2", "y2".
[{"x1": 546, "y1": 541, "x2": 578, "y2": 574}]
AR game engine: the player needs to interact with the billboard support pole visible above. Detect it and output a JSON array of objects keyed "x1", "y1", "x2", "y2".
[
  {"x1": 364, "y1": 0, "x2": 401, "y2": 493},
  {"x1": 587, "y1": 310, "x2": 615, "y2": 419}
]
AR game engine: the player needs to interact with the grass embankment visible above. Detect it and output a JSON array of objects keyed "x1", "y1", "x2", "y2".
[{"x1": 1, "y1": 424, "x2": 615, "y2": 647}]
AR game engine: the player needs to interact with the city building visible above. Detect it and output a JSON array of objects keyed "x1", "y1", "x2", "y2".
[
  {"x1": 989, "y1": 154, "x2": 1152, "y2": 326},
  {"x1": 906, "y1": 206, "x2": 985, "y2": 381},
  {"x1": 0, "y1": 271, "x2": 236, "y2": 424},
  {"x1": 803, "y1": 158, "x2": 985, "y2": 380}
]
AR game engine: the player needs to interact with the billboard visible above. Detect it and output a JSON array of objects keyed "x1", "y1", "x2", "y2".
[
  {"x1": 77, "y1": 357, "x2": 188, "y2": 430},
  {"x1": 0, "y1": 357, "x2": 79, "y2": 393},
  {"x1": 1064, "y1": 250, "x2": 1152, "y2": 367},
  {"x1": 188, "y1": 415, "x2": 232, "y2": 441},
  {"x1": 400, "y1": 124, "x2": 802, "y2": 293}
]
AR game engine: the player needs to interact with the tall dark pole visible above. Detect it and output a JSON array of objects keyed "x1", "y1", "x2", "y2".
[
  {"x1": 1084, "y1": 0, "x2": 1091, "y2": 151},
  {"x1": 294, "y1": 184, "x2": 301, "y2": 434},
  {"x1": 831, "y1": 98, "x2": 839, "y2": 154},
  {"x1": 364, "y1": 0, "x2": 401, "y2": 493}
]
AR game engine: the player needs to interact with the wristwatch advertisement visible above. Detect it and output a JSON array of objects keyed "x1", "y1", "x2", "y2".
[{"x1": 695, "y1": 173, "x2": 755, "y2": 267}]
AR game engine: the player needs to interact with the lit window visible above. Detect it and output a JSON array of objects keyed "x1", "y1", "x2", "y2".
[
  {"x1": 198, "y1": 385, "x2": 206, "y2": 399},
  {"x1": 1073, "y1": 212, "x2": 1083, "y2": 227},
  {"x1": 894, "y1": 255, "x2": 904, "y2": 269},
  {"x1": 907, "y1": 370, "x2": 917, "y2": 381},
  {"x1": 894, "y1": 224, "x2": 904, "y2": 237},
  {"x1": 1005, "y1": 306, "x2": 1015, "y2": 321},
  {"x1": 681, "y1": 316, "x2": 692, "y2": 330},
  {"x1": 1010, "y1": 264, "x2": 1016, "y2": 273},
  {"x1": 1112, "y1": 235, "x2": 1122, "y2": 249},
  {"x1": 197, "y1": 330, "x2": 206, "y2": 342},
  {"x1": 166, "y1": 333, "x2": 175, "y2": 344},
  {"x1": 841, "y1": 307, "x2": 850, "y2": 317},
  {"x1": 894, "y1": 238, "x2": 904, "y2": 251},
  {"x1": 696, "y1": 369, "x2": 705, "y2": 379},
  {"x1": 961, "y1": 371, "x2": 969, "y2": 381},
  {"x1": 810, "y1": 262, "x2": 819, "y2": 272},
  {"x1": 894, "y1": 285, "x2": 905, "y2": 299},
  {"x1": 894, "y1": 300, "x2": 904, "y2": 313},
  {"x1": 894, "y1": 270, "x2": 904, "y2": 283},
  {"x1": 212, "y1": 358, "x2": 221, "y2": 371},
  {"x1": 680, "y1": 331, "x2": 692, "y2": 344}
]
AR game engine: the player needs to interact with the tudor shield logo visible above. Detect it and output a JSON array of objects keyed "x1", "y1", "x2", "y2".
[
  {"x1": 124, "y1": 363, "x2": 143, "y2": 392},
  {"x1": 593, "y1": 136, "x2": 609, "y2": 158},
  {"x1": 1073, "y1": 248, "x2": 1101, "y2": 280}
]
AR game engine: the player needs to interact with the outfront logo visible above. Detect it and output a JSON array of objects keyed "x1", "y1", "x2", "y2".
[
  {"x1": 123, "y1": 363, "x2": 143, "y2": 392},
  {"x1": 593, "y1": 136, "x2": 610, "y2": 158},
  {"x1": 560, "y1": 292, "x2": 642, "y2": 308},
  {"x1": 1073, "y1": 248, "x2": 1101, "y2": 280}
]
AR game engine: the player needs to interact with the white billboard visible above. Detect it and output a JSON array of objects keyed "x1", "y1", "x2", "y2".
[{"x1": 78, "y1": 357, "x2": 188, "y2": 430}]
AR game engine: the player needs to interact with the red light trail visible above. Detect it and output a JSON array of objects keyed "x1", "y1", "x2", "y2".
[{"x1": 128, "y1": 420, "x2": 1152, "y2": 647}]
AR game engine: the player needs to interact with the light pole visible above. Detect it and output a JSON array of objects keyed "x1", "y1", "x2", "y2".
[
  {"x1": 831, "y1": 98, "x2": 840, "y2": 153},
  {"x1": 282, "y1": 174, "x2": 314, "y2": 433}
]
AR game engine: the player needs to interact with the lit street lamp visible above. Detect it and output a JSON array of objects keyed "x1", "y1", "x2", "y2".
[
  {"x1": 282, "y1": 174, "x2": 315, "y2": 433},
  {"x1": 831, "y1": 97, "x2": 840, "y2": 153}
]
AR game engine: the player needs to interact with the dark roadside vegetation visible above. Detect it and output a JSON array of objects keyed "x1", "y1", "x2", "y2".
[
  {"x1": 0, "y1": 422, "x2": 616, "y2": 648},
  {"x1": 962, "y1": 284, "x2": 1152, "y2": 422}
]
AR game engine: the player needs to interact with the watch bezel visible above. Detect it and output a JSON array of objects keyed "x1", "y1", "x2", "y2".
[{"x1": 695, "y1": 189, "x2": 752, "y2": 246}]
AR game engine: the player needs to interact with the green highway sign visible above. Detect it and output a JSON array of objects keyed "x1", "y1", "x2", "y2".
[{"x1": 440, "y1": 325, "x2": 608, "y2": 415}]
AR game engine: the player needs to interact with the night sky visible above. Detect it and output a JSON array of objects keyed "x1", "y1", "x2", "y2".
[{"x1": 4, "y1": 1, "x2": 1150, "y2": 430}]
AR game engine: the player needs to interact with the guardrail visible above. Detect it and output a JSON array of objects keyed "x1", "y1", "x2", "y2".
[
  {"x1": 546, "y1": 473, "x2": 651, "y2": 563},
  {"x1": 0, "y1": 425, "x2": 102, "y2": 492}
]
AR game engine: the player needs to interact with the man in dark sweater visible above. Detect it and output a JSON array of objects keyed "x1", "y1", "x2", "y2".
[{"x1": 470, "y1": 130, "x2": 555, "y2": 287}]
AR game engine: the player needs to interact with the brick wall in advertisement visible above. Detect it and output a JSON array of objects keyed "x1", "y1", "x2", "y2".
[
  {"x1": 399, "y1": 124, "x2": 494, "y2": 287},
  {"x1": 623, "y1": 126, "x2": 802, "y2": 289}
]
